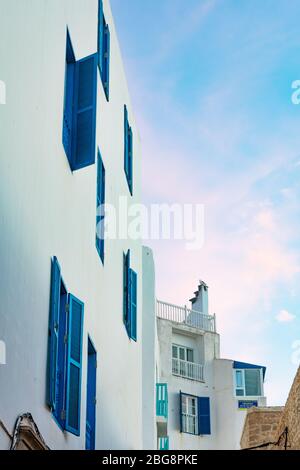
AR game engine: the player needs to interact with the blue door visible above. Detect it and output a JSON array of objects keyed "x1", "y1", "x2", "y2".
[{"x1": 86, "y1": 338, "x2": 97, "y2": 450}]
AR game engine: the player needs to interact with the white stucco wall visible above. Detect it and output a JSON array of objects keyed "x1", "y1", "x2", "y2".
[{"x1": 0, "y1": 0, "x2": 143, "y2": 450}]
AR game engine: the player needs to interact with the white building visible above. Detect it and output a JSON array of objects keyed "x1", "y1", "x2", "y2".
[
  {"x1": 0, "y1": 0, "x2": 147, "y2": 450},
  {"x1": 154, "y1": 281, "x2": 267, "y2": 450}
]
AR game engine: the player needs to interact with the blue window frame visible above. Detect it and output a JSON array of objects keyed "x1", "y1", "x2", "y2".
[
  {"x1": 62, "y1": 29, "x2": 97, "y2": 171},
  {"x1": 96, "y1": 150, "x2": 105, "y2": 264},
  {"x1": 123, "y1": 250, "x2": 137, "y2": 341},
  {"x1": 179, "y1": 392, "x2": 211, "y2": 436},
  {"x1": 124, "y1": 105, "x2": 133, "y2": 195},
  {"x1": 47, "y1": 257, "x2": 84, "y2": 436},
  {"x1": 86, "y1": 338, "x2": 97, "y2": 450},
  {"x1": 98, "y1": 0, "x2": 110, "y2": 100}
]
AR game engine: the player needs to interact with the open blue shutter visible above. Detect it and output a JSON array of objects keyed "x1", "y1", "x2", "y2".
[
  {"x1": 48, "y1": 257, "x2": 61, "y2": 410},
  {"x1": 71, "y1": 54, "x2": 97, "y2": 171},
  {"x1": 198, "y1": 397, "x2": 211, "y2": 435},
  {"x1": 62, "y1": 30, "x2": 75, "y2": 162},
  {"x1": 124, "y1": 250, "x2": 130, "y2": 334},
  {"x1": 128, "y1": 126, "x2": 133, "y2": 194},
  {"x1": 103, "y1": 24, "x2": 110, "y2": 100},
  {"x1": 124, "y1": 106, "x2": 129, "y2": 177},
  {"x1": 96, "y1": 152, "x2": 105, "y2": 263},
  {"x1": 98, "y1": 0, "x2": 104, "y2": 73},
  {"x1": 66, "y1": 294, "x2": 84, "y2": 436},
  {"x1": 179, "y1": 391, "x2": 183, "y2": 432},
  {"x1": 130, "y1": 270, "x2": 137, "y2": 341}
]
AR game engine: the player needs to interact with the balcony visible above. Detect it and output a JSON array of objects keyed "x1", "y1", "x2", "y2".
[
  {"x1": 156, "y1": 383, "x2": 168, "y2": 438},
  {"x1": 172, "y1": 358, "x2": 204, "y2": 382},
  {"x1": 158, "y1": 436, "x2": 169, "y2": 450},
  {"x1": 157, "y1": 300, "x2": 216, "y2": 333}
]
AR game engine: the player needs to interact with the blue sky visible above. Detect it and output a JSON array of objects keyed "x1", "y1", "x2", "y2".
[{"x1": 110, "y1": 0, "x2": 300, "y2": 405}]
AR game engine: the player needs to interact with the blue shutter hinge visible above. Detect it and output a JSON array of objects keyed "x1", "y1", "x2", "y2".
[
  {"x1": 61, "y1": 409, "x2": 66, "y2": 421},
  {"x1": 64, "y1": 334, "x2": 68, "y2": 344},
  {"x1": 65, "y1": 303, "x2": 70, "y2": 313}
]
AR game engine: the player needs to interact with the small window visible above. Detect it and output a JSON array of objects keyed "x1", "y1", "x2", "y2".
[
  {"x1": 234, "y1": 369, "x2": 262, "y2": 397},
  {"x1": 124, "y1": 105, "x2": 133, "y2": 194},
  {"x1": 98, "y1": 0, "x2": 110, "y2": 100},
  {"x1": 180, "y1": 393, "x2": 211, "y2": 435},
  {"x1": 172, "y1": 344, "x2": 194, "y2": 363}
]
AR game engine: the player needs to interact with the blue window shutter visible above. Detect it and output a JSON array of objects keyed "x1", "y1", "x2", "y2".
[
  {"x1": 96, "y1": 151, "x2": 105, "y2": 263},
  {"x1": 86, "y1": 339, "x2": 97, "y2": 450},
  {"x1": 128, "y1": 126, "x2": 133, "y2": 194},
  {"x1": 123, "y1": 250, "x2": 130, "y2": 330},
  {"x1": 47, "y1": 257, "x2": 61, "y2": 410},
  {"x1": 179, "y1": 391, "x2": 183, "y2": 432},
  {"x1": 71, "y1": 54, "x2": 97, "y2": 171},
  {"x1": 130, "y1": 269, "x2": 137, "y2": 341},
  {"x1": 103, "y1": 24, "x2": 110, "y2": 100},
  {"x1": 198, "y1": 397, "x2": 211, "y2": 435},
  {"x1": 62, "y1": 31, "x2": 75, "y2": 162},
  {"x1": 124, "y1": 105, "x2": 129, "y2": 177},
  {"x1": 66, "y1": 294, "x2": 84, "y2": 436},
  {"x1": 98, "y1": 0, "x2": 104, "y2": 73}
]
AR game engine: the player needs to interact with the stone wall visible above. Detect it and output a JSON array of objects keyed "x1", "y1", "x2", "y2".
[{"x1": 241, "y1": 366, "x2": 300, "y2": 450}]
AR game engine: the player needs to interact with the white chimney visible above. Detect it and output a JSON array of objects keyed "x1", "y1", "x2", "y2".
[{"x1": 190, "y1": 281, "x2": 209, "y2": 315}]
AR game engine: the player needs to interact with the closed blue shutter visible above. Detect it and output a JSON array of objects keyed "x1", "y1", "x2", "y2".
[
  {"x1": 179, "y1": 391, "x2": 183, "y2": 432},
  {"x1": 130, "y1": 269, "x2": 137, "y2": 341},
  {"x1": 198, "y1": 397, "x2": 211, "y2": 435},
  {"x1": 86, "y1": 339, "x2": 97, "y2": 450},
  {"x1": 66, "y1": 294, "x2": 84, "y2": 436},
  {"x1": 103, "y1": 24, "x2": 110, "y2": 100},
  {"x1": 71, "y1": 54, "x2": 97, "y2": 171},
  {"x1": 128, "y1": 126, "x2": 133, "y2": 194},
  {"x1": 47, "y1": 257, "x2": 61, "y2": 410}
]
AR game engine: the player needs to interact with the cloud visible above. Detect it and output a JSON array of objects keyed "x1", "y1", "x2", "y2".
[{"x1": 276, "y1": 309, "x2": 296, "y2": 323}]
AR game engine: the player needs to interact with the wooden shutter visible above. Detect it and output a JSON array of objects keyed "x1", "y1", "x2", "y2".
[
  {"x1": 65, "y1": 294, "x2": 84, "y2": 436},
  {"x1": 47, "y1": 257, "x2": 61, "y2": 410},
  {"x1": 198, "y1": 397, "x2": 211, "y2": 435},
  {"x1": 71, "y1": 54, "x2": 97, "y2": 171}
]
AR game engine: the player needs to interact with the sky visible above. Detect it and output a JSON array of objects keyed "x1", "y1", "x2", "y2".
[{"x1": 110, "y1": 0, "x2": 300, "y2": 405}]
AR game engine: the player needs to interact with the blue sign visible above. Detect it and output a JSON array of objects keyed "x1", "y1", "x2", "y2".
[{"x1": 238, "y1": 400, "x2": 258, "y2": 409}]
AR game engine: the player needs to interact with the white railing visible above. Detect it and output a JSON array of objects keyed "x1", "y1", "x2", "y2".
[
  {"x1": 157, "y1": 300, "x2": 216, "y2": 332},
  {"x1": 172, "y1": 358, "x2": 204, "y2": 382}
]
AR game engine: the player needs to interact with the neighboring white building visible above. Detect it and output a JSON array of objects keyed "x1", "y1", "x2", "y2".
[
  {"x1": 0, "y1": 0, "x2": 146, "y2": 450},
  {"x1": 155, "y1": 281, "x2": 267, "y2": 450}
]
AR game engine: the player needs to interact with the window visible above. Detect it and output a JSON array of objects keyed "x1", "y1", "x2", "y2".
[
  {"x1": 123, "y1": 250, "x2": 137, "y2": 341},
  {"x1": 172, "y1": 344, "x2": 195, "y2": 379},
  {"x1": 124, "y1": 105, "x2": 133, "y2": 194},
  {"x1": 234, "y1": 369, "x2": 262, "y2": 397},
  {"x1": 98, "y1": 0, "x2": 110, "y2": 100},
  {"x1": 96, "y1": 150, "x2": 105, "y2": 263},
  {"x1": 180, "y1": 393, "x2": 211, "y2": 436},
  {"x1": 62, "y1": 29, "x2": 97, "y2": 171},
  {"x1": 47, "y1": 257, "x2": 84, "y2": 436},
  {"x1": 86, "y1": 338, "x2": 97, "y2": 450}
]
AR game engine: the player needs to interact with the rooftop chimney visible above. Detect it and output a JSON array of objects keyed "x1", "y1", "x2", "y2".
[{"x1": 189, "y1": 280, "x2": 208, "y2": 315}]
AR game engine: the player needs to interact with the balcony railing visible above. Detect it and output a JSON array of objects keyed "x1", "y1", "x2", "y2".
[
  {"x1": 172, "y1": 358, "x2": 204, "y2": 382},
  {"x1": 157, "y1": 300, "x2": 216, "y2": 332},
  {"x1": 156, "y1": 383, "x2": 168, "y2": 419},
  {"x1": 158, "y1": 436, "x2": 169, "y2": 450}
]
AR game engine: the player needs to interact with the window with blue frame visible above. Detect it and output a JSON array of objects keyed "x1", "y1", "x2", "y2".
[
  {"x1": 62, "y1": 29, "x2": 98, "y2": 171},
  {"x1": 47, "y1": 257, "x2": 84, "y2": 436},
  {"x1": 123, "y1": 250, "x2": 137, "y2": 341},
  {"x1": 98, "y1": 0, "x2": 110, "y2": 100},
  {"x1": 86, "y1": 338, "x2": 97, "y2": 450},
  {"x1": 124, "y1": 105, "x2": 133, "y2": 195},
  {"x1": 96, "y1": 150, "x2": 105, "y2": 264},
  {"x1": 180, "y1": 392, "x2": 211, "y2": 436}
]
